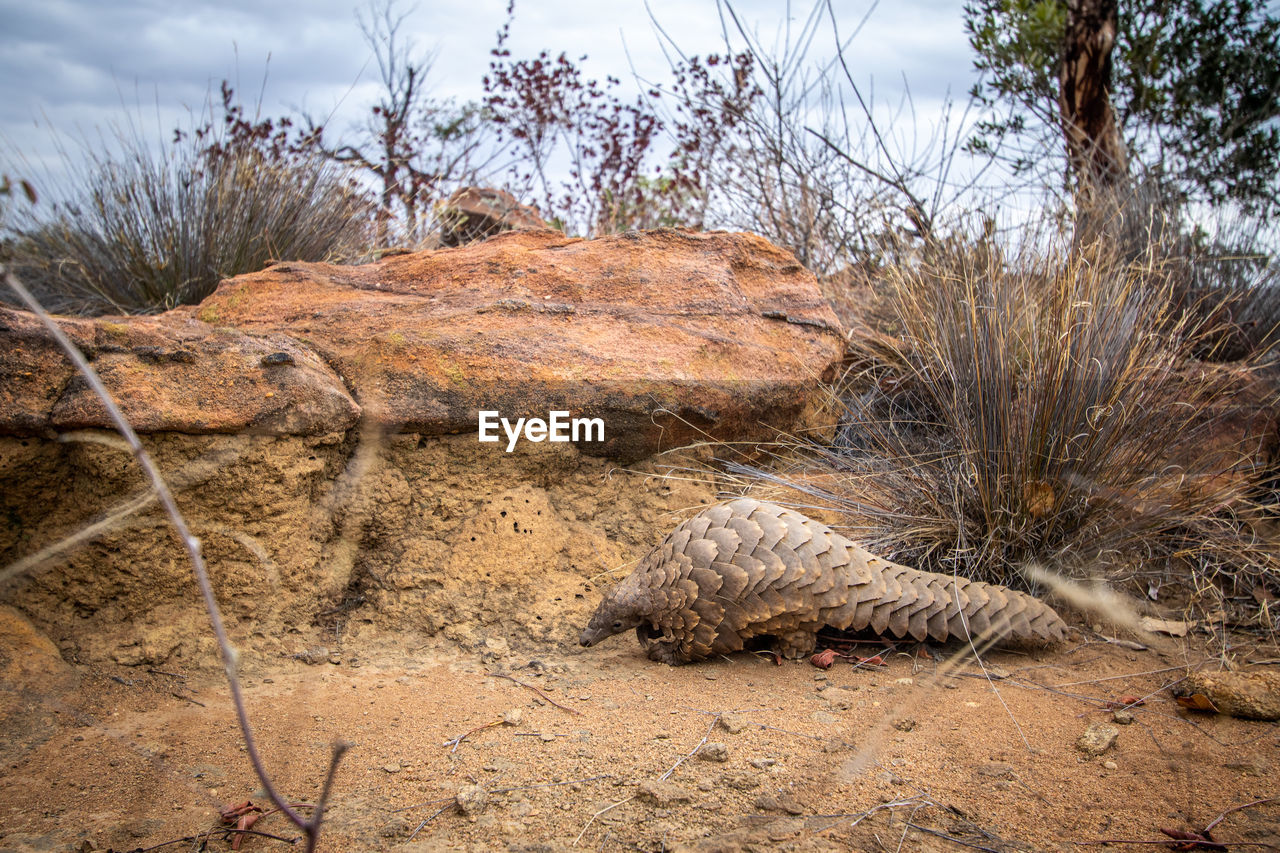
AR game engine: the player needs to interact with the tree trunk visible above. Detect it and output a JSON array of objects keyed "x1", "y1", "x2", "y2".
[{"x1": 1058, "y1": 0, "x2": 1128, "y2": 191}]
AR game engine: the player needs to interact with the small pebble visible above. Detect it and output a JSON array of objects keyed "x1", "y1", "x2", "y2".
[
  {"x1": 1077, "y1": 723, "x2": 1120, "y2": 756},
  {"x1": 719, "y1": 771, "x2": 759, "y2": 791},
  {"x1": 1112, "y1": 710, "x2": 1134, "y2": 725},
  {"x1": 455, "y1": 784, "x2": 488, "y2": 816},
  {"x1": 1103, "y1": 760, "x2": 1118, "y2": 770},
  {"x1": 699, "y1": 742, "x2": 730, "y2": 762},
  {"x1": 502, "y1": 708, "x2": 523, "y2": 726},
  {"x1": 637, "y1": 780, "x2": 693, "y2": 805}
]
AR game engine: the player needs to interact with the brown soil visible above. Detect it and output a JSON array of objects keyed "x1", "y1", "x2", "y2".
[{"x1": 2, "y1": 625, "x2": 1278, "y2": 853}]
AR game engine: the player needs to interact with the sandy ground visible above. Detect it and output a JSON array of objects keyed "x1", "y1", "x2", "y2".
[{"x1": 1, "y1": 627, "x2": 1278, "y2": 853}]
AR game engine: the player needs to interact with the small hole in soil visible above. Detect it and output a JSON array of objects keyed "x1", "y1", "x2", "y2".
[
  {"x1": 513, "y1": 521, "x2": 519, "y2": 532},
  {"x1": 470, "y1": 536, "x2": 476, "y2": 542},
  {"x1": 500, "y1": 510, "x2": 507, "y2": 517},
  {"x1": 575, "y1": 594, "x2": 584, "y2": 599}
]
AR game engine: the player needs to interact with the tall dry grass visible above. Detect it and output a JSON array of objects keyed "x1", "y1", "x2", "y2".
[
  {"x1": 731, "y1": 207, "x2": 1279, "y2": 627},
  {"x1": 2, "y1": 123, "x2": 372, "y2": 316}
]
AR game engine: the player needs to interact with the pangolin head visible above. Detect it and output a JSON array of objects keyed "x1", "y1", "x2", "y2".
[{"x1": 579, "y1": 581, "x2": 647, "y2": 647}]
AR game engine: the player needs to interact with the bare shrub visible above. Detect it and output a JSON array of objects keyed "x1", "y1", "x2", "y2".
[
  {"x1": 483, "y1": 3, "x2": 758, "y2": 237},
  {"x1": 2, "y1": 98, "x2": 372, "y2": 316},
  {"x1": 307, "y1": 0, "x2": 501, "y2": 248}
]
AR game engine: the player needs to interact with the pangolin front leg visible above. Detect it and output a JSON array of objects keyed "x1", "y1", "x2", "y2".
[{"x1": 579, "y1": 498, "x2": 1068, "y2": 665}]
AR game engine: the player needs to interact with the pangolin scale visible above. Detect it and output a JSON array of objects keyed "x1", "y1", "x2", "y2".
[{"x1": 580, "y1": 498, "x2": 1066, "y2": 664}]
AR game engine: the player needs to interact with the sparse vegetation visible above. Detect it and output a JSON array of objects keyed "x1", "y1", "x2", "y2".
[
  {"x1": 732, "y1": 207, "x2": 1278, "y2": 622},
  {"x1": 3, "y1": 3, "x2": 1280, "y2": 848},
  {"x1": 2, "y1": 102, "x2": 372, "y2": 315},
  {"x1": 1, "y1": 0, "x2": 1276, "y2": 622}
]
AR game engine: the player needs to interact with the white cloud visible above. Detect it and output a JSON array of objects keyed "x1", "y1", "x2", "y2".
[{"x1": 0, "y1": 0, "x2": 982, "y2": 203}]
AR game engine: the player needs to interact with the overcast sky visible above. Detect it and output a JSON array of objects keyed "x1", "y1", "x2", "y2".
[{"x1": 0, "y1": 0, "x2": 978, "y2": 198}]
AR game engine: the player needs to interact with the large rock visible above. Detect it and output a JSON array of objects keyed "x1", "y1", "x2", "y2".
[
  {"x1": 0, "y1": 229, "x2": 846, "y2": 667},
  {"x1": 193, "y1": 228, "x2": 845, "y2": 460},
  {"x1": 0, "y1": 308, "x2": 359, "y2": 436},
  {"x1": 437, "y1": 186, "x2": 550, "y2": 247},
  {"x1": 2, "y1": 230, "x2": 844, "y2": 461}
]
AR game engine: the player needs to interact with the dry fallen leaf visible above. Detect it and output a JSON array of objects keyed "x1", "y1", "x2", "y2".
[
  {"x1": 1175, "y1": 693, "x2": 1219, "y2": 713},
  {"x1": 810, "y1": 649, "x2": 837, "y2": 669},
  {"x1": 232, "y1": 811, "x2": 262, "y2": 851},
  {"x1": 1159, "y1": 826, "x2": 1225, "y2": 851}
]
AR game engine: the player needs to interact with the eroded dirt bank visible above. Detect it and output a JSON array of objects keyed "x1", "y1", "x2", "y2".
[{"x1": 0, "y1": 431, "x2": 720, "y2": 668}]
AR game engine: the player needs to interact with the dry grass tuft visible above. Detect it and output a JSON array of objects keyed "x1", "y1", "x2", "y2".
[
  {"x1": 730, "y1": 207, "x2": 1280, "y2": 630},
  {"x1": 2, "y1": 121, "x2": 372, "y2": 316}
]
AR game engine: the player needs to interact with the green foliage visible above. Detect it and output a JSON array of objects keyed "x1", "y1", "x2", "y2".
[
  {"x1": 965, "y1": 0, "x2": 1280, "y2": 214},
  {"x1": 2, "y1": 103, "x2": 372, "y2": 315}
]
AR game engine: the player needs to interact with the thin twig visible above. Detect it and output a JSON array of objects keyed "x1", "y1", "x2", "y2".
[
  {"x1": 1053, "y1": 664, "x2": 1190, "y2": 687},
  {"x1": 1077, "y1": 841, "x2": 1273, "y2": 848},
  {"x1": 137, "y1": 827, "x2": 302, "y2": 852},
  {"x1": 906, "y1": 824, "x2": 1004, "y2": 853},
  {"x1": 3, "y1": 266, "x2": 327, "y2": 847},
  {"x1": 491, "y1": 671, "x2": 583, "y2": 715},
  {"x1": 814, "y1": 798, "x2": 929, "y2": 834},
  {"x1": 1077, "y1": 796, "x2": 1280, "y2": 849},
  {"x1": 171, "y1": 691, "x2": 207, "y2": 707},
  {"x1": 407, "y1": 802, "x2": 454, "y2": 842},
  {"x1": 1206, "y1": 796, "x2": 1280, "y2": 833},
  {"x1": 443, "y1": 719, "x2": 503, "y2": 752},
  {"x1": 573, "y1": 795, "x2": 636, "y2": 847},
  {"x1": 659, "y1": 713, "x2": 721, "y2": 781}
]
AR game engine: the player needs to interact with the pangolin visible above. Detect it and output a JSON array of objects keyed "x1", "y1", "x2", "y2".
[{"x1": 579, "y1": 498, "x2": 1067, "y2": 664}]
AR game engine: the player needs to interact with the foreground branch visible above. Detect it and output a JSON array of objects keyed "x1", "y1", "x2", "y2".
[{"x1": 2, "y1": 264, "x2": 343, "y2": 851}]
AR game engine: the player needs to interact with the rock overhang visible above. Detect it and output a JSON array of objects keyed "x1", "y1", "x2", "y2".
[{"x1": 1, "y1": 229, "x2": 847, "y2": 461}]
